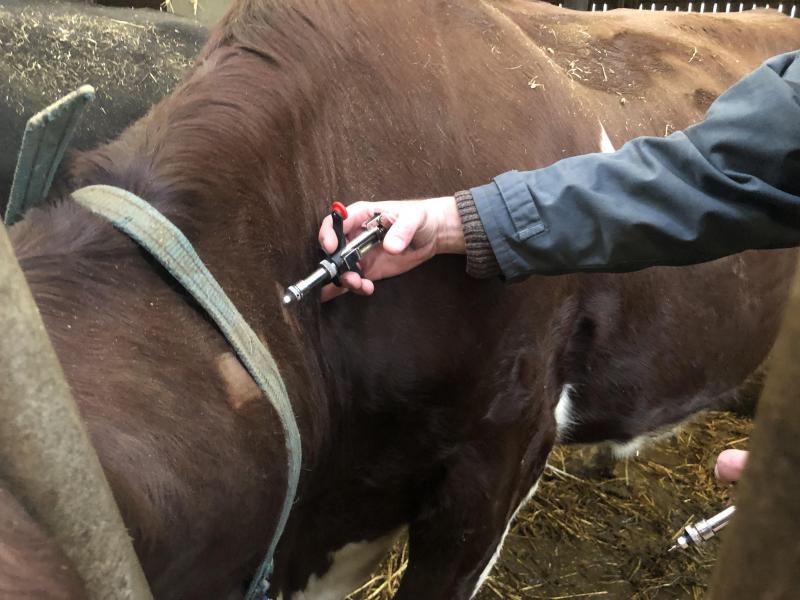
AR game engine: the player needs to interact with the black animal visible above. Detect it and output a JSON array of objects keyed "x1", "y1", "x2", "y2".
[{"x1": 0, "y1": 0, "x2": 206, "y2": 212}]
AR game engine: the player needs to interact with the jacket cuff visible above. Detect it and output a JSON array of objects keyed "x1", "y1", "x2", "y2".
[
  {"x1": 454, "y1": 190, "x2": 501, "y2": 279},
  {"x1": 470, "y1": 171, "x2": 547, "y2": 281}
]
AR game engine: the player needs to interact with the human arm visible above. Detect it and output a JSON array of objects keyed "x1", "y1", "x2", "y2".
[
  {"x1": 319, "y1": 50, "x2": 800, "y2": 297},
  {"x1": 469, "y1": 50, "x2": 800, "y2": 280}
]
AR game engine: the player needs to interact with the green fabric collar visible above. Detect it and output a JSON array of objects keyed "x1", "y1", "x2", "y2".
[
  {"x1": 71, "y1": 184, "x2": 301, "y2": 600},
  {"x1": 5, "y1": 86, "x2": 95, "y2": 226}
]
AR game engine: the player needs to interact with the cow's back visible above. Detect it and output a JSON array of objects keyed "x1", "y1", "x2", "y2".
[{"x1": 304, "y1": 0, "x2": 800, "y2": 432}]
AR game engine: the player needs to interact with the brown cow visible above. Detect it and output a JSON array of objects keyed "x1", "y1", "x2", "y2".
[{"x1": 5, "y1": 1, "x2": 800, "y2": 598}]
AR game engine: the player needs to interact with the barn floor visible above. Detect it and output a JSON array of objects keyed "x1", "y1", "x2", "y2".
[{"x1": 347, "y1": 411, "x2": 749, "y2": 600}]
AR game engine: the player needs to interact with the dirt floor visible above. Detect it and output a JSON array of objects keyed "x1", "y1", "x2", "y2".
[
  {"x1": 347, "y1": 411, "x2": 749, "y2": 600},
  {"x1": 161, "y1": 0, "x2": 230, "y2": 25}
]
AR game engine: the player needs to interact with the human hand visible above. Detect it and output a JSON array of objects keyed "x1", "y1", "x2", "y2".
[
  {"x1": 317, "y1": 196, "x2": 464, "y2": 301},
  {"x1": 714, "y1": 449, "x2": 749, "y2": 484}
]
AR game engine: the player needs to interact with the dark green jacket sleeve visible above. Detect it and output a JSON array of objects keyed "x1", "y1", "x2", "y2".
[{"x1": 469, "y1": 50, "x2": 800, "y2": 281}]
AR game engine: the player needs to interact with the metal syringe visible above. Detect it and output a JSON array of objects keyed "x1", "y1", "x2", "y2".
[
  {"x1": 669, "y1": 505, "x2": 736, "y2": 551},
  {"x1": 283, "y1": 207, "x2": 387, "y2": 305}
]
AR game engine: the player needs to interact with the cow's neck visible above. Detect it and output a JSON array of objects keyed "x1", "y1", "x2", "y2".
[
  {"x1": 69, "y1": 45, "x2": 326, "y2": 328},
  {"x1": 63, "y1": 42, "x2": 334, "y2": 464}
]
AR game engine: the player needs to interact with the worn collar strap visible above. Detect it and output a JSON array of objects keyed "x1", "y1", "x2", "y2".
[
  {"x1": 71, "y1": 184, "x2": 300, "y2": 600},
  {"x1": 6, "y1": 85, "x2": 95, "y2": 226}
]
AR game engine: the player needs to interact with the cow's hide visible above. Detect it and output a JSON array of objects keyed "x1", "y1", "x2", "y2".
[{"x1": 4, "y1": 1, "x2": 800, "y2": 599}]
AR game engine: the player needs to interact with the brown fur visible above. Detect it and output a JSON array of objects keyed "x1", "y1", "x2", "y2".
[
  {"x1": 5, "y1": 2, "x2": 800, "y2": 598},
  {"x1": 0, "y1": 481, "x2": 86, "y2": 599},
  {"x1": 710, "y1": 267, "x2": 800, "y2": 599},
  {"x1": 216, "y1": 353, "x2": 263, "y2": 410}
]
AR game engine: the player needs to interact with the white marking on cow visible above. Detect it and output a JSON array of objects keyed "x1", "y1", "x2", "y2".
[
  {"x1": 471, "y1": 480, "x2": 541, "y2": 599},
  {"x1": 611, "y1": 435, "x2": 646, "y2": 459},
  {"x1": 291, "y1": 528, "x2": 404, "y2": 600},
  {"x1": 215, "y1": 352, "x2": 262, "y2": 410},
  {"x1": 471, "y1": 383, "x2": 579, "y2": 596},
  {"x1": 554, "y1": 384, "x2": 576, "y2": 442},
  {"x1": 599, "y1": 122, "x2": 616, "y2": 154},
  {"x1": 610, "y1": 423, "x2": 686, "y2": 459}
]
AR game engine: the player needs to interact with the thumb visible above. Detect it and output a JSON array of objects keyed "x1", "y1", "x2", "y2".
[
  {"x1": 715, "y1": 449, "x2": 749, "y2": 484},
  {"x1": 382, "y1": 210, "x2": 424, "y2": 255}
]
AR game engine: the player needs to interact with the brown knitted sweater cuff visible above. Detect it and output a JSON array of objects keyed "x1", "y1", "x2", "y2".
[{"x1": 455, "y1": 190, "x2": 501, "y2": 279}]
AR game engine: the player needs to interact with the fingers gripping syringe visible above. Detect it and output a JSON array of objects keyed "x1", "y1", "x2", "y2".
[
  {"x1": 669, "y1": 505, "x2": 736, "y2": 551},
  {"x1": 283, "y1": 203, "x2": 387, "y2": 305}
]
